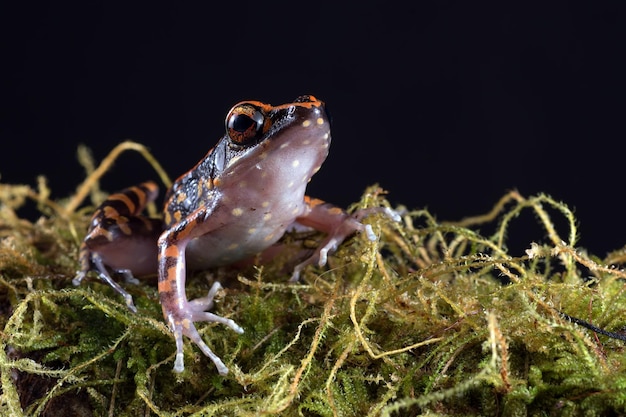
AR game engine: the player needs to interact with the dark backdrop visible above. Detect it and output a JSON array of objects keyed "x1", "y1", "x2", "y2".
[{"x1": 1, "y1": 2, "x2": 624, "y2": 256}]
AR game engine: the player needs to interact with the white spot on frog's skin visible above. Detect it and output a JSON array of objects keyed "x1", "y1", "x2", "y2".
[
  {"x1": 287, "y1": 181, "x2": 295, "y2": 188},
  {"x1": 302, "y1": 139, "x2": 311, "y2": 145},
  {"x1": 316, "y1": 117, "x2": 325, "y2": 125},
  {"x1": 280, "y1": 142, "x2": 289, "y2": 149},
  {"x1": 227, "y1": 243, "x2": 239, "y2": 250},
  {"x1": 261, "y1": 201, "x2": 270, "y2": 208},
  {"x1": 302, "y1": 120, "x2": 312, "y2": 127},
  {"x1": 264, "y1": 232, "x2": 275, "y2": 242},
  {"x1": 323, "y1": 133, "x2": 330, "y2": 140},
  {"x1": 248, "y1": 228, "x2": 257, "y2": 234},
  {"x1": 263, "y1": 213, "x2": 272, "y2": 221},
  {"x1": 292, "y1": 159, "x2": 300, "y2": 168},
  {"x1": 232, "y1": 207, "x2": 244, "y2": 217}
]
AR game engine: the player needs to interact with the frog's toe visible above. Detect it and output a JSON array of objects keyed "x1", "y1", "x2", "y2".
[
  {"x1": 289, "y1": 236, "x2": 339, "y2": 282},
  {"x1": 382, "y1": 207, "x2": 402, "y2": 222},
  {"x1": 94, "y1": 269, "x2": 138, "y2": 312},
  {"x1": 353, "y1": 206, "x2": 401, "y2": 223},
  {"x1": 186, "y1": 283, "x2": 244, "y2": 333},
  {"x1": 118, "y1": 269, "x2": 141, "y2": 285},
  {"x1": 72, "y1": 271, "x2": 87, "y2": 286},
  {"x1": 187, "y1": 281, "x2": 223, "y2": 312}
]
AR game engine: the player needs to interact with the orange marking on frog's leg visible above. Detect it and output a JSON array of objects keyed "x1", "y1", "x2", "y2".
[
  {"x1": 164, "y1": 210, "x2": 172, "y2": 226},
  {"x1": 108, "y1": 193, "x2": 137, "y2": 216},
  {"x1": 157, "y1": 209, "x2": 243, "y2": 374},
  {"x1": 157, "y1": 244, "x2": 180, "y2": 294},
  {"x1": 303, "y1": 195, "x2": 325, "y2": 208},
  {"x1": 102, "y1": 205, "x2": 121, "y2": 219},
  {"x1": 135, "y1": 181, "x2": 159, "y2": 205},
  {"x1": 122, "y1": 181, "x2": 159, "y2": 214},
  {"x1": 101, "y1": 181, "x2": 159, "y2": 218}
]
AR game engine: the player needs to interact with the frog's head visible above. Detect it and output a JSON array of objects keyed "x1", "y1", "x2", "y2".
[{"x1": 221, "y1": 95, "x2": 332, "y2": 184}]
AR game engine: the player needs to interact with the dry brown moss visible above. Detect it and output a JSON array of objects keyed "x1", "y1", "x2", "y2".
[{"x1": 2, "y1": 142, "x2": 626, "y2": 416}]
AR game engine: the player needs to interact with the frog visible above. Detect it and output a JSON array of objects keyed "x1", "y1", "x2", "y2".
[{"x1": 73, "y1": 95, "x2": 399, "y2": 375}]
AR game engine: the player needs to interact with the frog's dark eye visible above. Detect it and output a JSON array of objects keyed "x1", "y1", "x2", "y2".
[{"x1": 226, "y1": 104, "x2": 265, "y2": 145}]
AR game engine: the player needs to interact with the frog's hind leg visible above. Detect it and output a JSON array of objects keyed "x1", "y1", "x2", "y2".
[
  {"x1": 290, "y1": 200, "x2": 400, "y2": 282},
  {"x1": 74, "y1": 181, "x2": 162, "y2": 310}
]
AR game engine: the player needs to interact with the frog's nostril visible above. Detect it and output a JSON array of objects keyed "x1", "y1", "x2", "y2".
[
  {"x1": 294, "y1": 95, "x2": 314, "y2": 103},
  {"x1": 291, "y1": 95, "x2": 330, "y2": 126}
]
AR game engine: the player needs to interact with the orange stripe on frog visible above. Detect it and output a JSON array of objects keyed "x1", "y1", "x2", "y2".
[
  {"x1": 108, "y1": 193, "x2": 137, "y2": 215},
  {"x1": 304, "y1": 196, "x2": 325, "y2": 208}
]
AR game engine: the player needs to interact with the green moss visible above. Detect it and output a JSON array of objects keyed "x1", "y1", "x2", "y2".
[{"x1": 2, "y1": 141, "x2": 626, "y2": 416}]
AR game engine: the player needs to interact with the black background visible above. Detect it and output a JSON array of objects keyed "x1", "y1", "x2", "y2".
[{"x1": 1, "y1": 2, "x2": 625, "y2": 256}]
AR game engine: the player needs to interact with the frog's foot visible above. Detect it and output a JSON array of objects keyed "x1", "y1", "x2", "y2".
[
  {"x1": 168, "y1": 282, "x2": 244, "y2": 375},
  {"x1": 73, "y1": 253, "x2": 138, "y2": 313},
  {"x1": 289, "y1": 206, "x2": 401, "y2": 282}
]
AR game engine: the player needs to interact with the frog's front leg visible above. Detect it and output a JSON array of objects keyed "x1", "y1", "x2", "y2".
[
  {"x1": 157, "y1": 210, "x2": 244, "y2": 374},
  {"x1": 290, "y1": 197, "x2": 400, "y2": 282}
]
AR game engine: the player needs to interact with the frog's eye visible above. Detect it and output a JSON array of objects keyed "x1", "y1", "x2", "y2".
[{"x1": 226, "y1": 104, "x2": 265, "y2": 145}]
